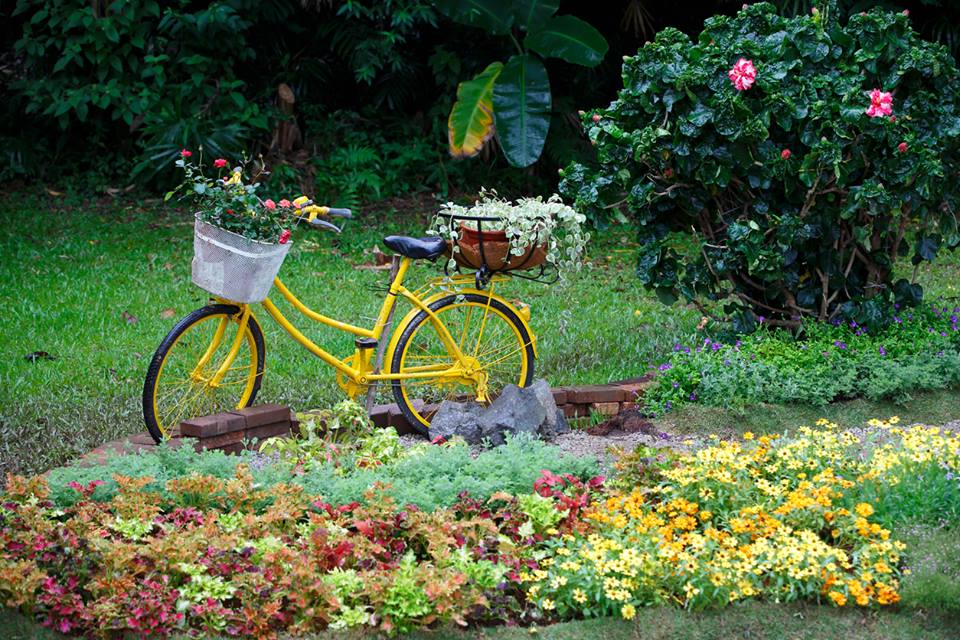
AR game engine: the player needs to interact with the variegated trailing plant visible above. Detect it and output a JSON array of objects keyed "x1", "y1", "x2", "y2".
[{"x1": 440, "y1": 0, "x2": 609, "y2": 168}]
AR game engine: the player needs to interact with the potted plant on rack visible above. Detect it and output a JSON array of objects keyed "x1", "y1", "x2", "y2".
[
  {"x1": 430, "y1": 191, "x2": 591, "y2": 281},
  {"x1": 167, "y1": 149, "x2": 301, "y2": 303}
]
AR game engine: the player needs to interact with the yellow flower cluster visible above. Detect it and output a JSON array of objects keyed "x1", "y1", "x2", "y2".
[{"x1": 524, "y1": 418, "x2": 958, "y2": 617}]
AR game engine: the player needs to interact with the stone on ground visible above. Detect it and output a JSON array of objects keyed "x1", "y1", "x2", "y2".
[{"x1": 427, "y1": 379, "x2": 568, "y2": 446}]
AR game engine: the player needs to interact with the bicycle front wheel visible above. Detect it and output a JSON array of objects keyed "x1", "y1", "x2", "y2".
[
  {"x1": 142, "y1": 304, "x2": 265, "y2": 442},
  {"x1": 389, "y1": 293, "x2": 535, "y2": 435}
]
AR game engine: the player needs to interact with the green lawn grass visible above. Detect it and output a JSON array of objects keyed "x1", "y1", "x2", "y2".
[
  {"x1": 3, "y1": 187, "x2": 960, "y2": 476},
  {"x1": 3, "y1": 596, "x2": 958, "y2": 640},
  {"x1": 0, "y1": 191, "x2": 697, "y2": 475}
]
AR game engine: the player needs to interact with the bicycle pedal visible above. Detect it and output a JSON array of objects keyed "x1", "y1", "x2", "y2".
[{"x1": 355, "y1": 337, "x2": 377, "y2": 349}]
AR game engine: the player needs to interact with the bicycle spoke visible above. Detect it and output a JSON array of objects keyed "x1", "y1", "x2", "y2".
[{"x1": 152, "y1": 312, "x2": 258, "y2": 435}]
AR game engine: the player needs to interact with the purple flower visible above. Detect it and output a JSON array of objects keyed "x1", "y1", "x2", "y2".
[
  {"x1": 712, "y1": 342, "x2": 722, "y2": 351},
  {"x1": 893, "y1": 316, "x2": 902, "y2": 324},
  {"x1": 833, "y1": 340, "x2": 847, "y2": 350},
  {"x1": 723, "y1": 358, "x2": 731, "y2": 366},
  {"x1": 849, "y1": 320, "x2": 858, "y2": 328},
  {"x1": 672, "y1": 381, "x2": 680, "y2": 388},
  {"x1": 757, "y1": 315, "x2": 766, "y2": 324},
  {"x1": 673, "y1": 343, "x2": 682, "y2": 352},
  {"x1": 689, "y1": 392, "x2": 697, "y2": 401},
  {"x1": 658, "y1": 362, "x2": 673, "y2": 372},
  {"x1": 683, "y1": 347, "x2": 691, "y2": 354},
  {"x1": 878, "y1": 346, "x2": 886, "y2": 356},
  {"x1": 665, "y1": 401, "x2": 673, "y2": 410}
]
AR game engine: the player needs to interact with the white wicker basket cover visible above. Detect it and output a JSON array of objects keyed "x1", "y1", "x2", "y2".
[{"x1": 191, "y1": 216, "x2": 291, "y2": 303}]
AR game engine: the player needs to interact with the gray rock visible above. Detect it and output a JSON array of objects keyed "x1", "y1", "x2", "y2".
[
  {"x1": 544, "y1": 408, "x2": 570, "y2": 438},
  {"x1": 428, "y1": 401, "x2": 486, "y2": 445},
  {"x1": 427, "y1": 379, "x2": 571, "y2": 447},
  {"x1": 480, "y1": 383, "x2": 548, "y2": 445},
  {"x1": 524, "y1": 379, "x2": 570, "y2": 438}
]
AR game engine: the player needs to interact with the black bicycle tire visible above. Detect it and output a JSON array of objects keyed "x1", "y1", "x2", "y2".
[
  {"x1": 142, "y1": 304, "x2": 265, "y2": 443},
  {"x1": 389, "y1": 293, "x2": 535, "y2": 436}
]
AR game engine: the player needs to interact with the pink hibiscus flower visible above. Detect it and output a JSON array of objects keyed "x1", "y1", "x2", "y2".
[
  {"x1": 866, "y1": 89, "x2": 893, "y2": 118},
  {"x1": 728, "y1": 58, "x2": 757, "y2": 91}
]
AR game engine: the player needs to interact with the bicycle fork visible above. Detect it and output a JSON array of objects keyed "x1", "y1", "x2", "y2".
[{"x1": 190, "y1": 305, "x2": 252, "y2": 388}]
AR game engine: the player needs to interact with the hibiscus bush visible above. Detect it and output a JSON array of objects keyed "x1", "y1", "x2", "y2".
[{"x1": 561, "y1": 2, "x2": 960, "y2": 330}]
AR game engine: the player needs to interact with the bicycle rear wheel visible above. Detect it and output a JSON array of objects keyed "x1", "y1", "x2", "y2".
[
  {"x1": 142, "y1": 304, "x2": 264, "y2": 442},
  {"x1": 389, "y1": 293, "x2": 535, "y2": 436}
]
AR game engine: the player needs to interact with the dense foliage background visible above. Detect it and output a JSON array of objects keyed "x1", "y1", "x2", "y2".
[{"x1": 2, "y1": 0, "x2": 959, "y2": 203}]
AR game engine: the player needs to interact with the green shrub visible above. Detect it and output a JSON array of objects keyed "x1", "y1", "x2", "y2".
[
  {"x1": 562, "y1": 2, "x2": 960, "y2": 329},
  {"x1": 42, "y1": 434, "x2": 597, "y2": 512},
  {"x1": 11, "y1": 0, "x2": 285, "y2": 180},
  {"x1": 644, "y1": 304, "x2": 960, "y2": 414},
  {"x1": 290, "y1": 434, "x2": 598, "y2": 512}
]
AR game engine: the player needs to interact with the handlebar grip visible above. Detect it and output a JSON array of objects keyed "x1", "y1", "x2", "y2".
[
  {"x1": 327, "y1": 207, "x2": 352, "y2": 218},
  {"x1": 308, "y1": 218, "x2": 342, "y2": 233}
]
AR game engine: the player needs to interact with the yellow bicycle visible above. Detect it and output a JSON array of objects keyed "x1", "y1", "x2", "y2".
[{"x1": 142, "y1": 205, "x2": 537, "y2": 442}]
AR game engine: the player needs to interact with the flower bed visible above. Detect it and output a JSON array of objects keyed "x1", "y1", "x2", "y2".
[
  {"x1": 643, "y1": 303, "x2": 960, "y2": 415},
  {"x1": 525, "y1": 417, "x2": 960, "y2": 619},
  {"x1": 1, "y1": 420, "x2": 957, "y2": 636}
]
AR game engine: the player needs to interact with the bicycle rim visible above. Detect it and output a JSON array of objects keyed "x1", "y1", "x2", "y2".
[
  {"x1": 391, "y1": 294, "x2": 534, "y2": 433},
  {"x1": 146, "y1": 309, "x2": 262, "y2": 439}
]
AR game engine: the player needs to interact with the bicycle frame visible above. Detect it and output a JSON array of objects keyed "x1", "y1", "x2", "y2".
[{"x1": 205, "y1": 257, "x2": 517, "y2": 390}]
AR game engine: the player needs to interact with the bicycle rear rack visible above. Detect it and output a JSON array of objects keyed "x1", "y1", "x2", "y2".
[{"x1": 435, "y1": 212, "x2": 558, "y2": 290}]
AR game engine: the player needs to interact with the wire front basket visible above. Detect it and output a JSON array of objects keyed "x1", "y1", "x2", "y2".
[{"x1": 435, "y1": 212, "x2": 558, "y2": 289}]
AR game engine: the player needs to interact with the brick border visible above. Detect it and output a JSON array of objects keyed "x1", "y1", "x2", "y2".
[
  {"x1": 179, "y1": 403, "x2": 298, "y2": 454},
  {"x1": 74, "y1": 377, "x2": 654, "y2": 464},
  {"x1": 369, "y1": 375, "x2": 653, "y2": 432}
]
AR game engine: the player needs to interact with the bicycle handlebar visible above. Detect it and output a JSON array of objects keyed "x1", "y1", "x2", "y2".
[
  {"x1": 307, "y1": 217, "x2": 342, "y2": 233},
  {"x1": 290, "y1": 197, "x2": 353, "y2": 233}
]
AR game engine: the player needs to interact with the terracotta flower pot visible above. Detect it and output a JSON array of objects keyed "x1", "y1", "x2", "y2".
[{"x1": 450, "y1": 222, "x2": 547, "y2": 272}]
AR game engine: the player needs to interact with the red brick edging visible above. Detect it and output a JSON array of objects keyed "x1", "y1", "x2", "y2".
[
  {"x1": 369, "y1": 375, "x2": 653, "y2": 434},
  {"x1": 76, "y1": 377, "x2": 653, "y2": 463}
]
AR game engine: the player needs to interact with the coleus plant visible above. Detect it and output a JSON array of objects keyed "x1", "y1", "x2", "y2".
[{"x1": 440, "y1": 0, "x2": 609, "y2": 167}]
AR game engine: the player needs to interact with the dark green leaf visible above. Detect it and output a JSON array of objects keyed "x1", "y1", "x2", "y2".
[
  {"x1": 524, "y1": 15, "x2": 608, "y2": 68},
  {"x1": 434, "y1": 0, "x2": 514, "y2": 35},
  {"x1": 493, "y1": 54, "x2": 551, "y2": 168},
  {"x1": 512, "y1": 0, "x2": 558, "y2": 30},
  {"x1": 917, "y1": 234, "x2": 941, "y2": 262}
]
